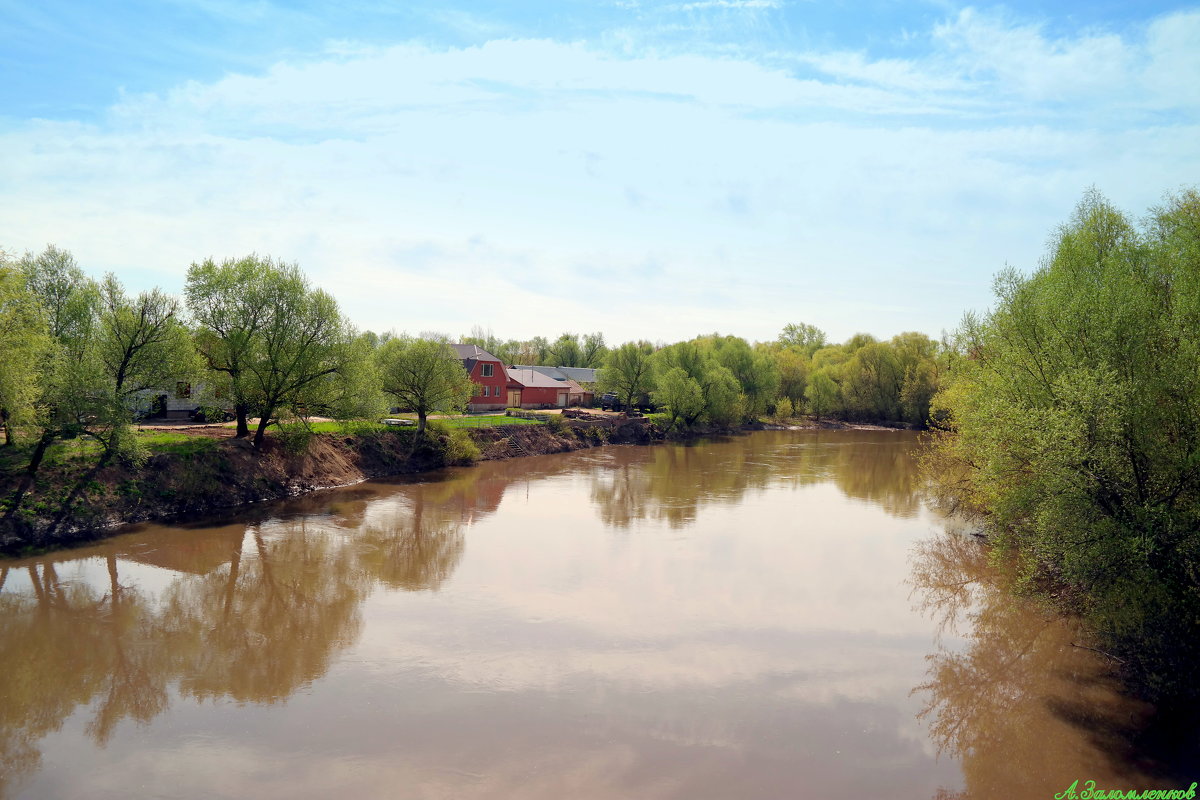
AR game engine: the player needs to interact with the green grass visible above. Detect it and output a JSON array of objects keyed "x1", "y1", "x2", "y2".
[
  {"x1": 299, "y1": 416, "x2": 545, "y2": 433},
  {"x1": 432, "y1": 415, "x2": 544, "y2": 429},
  {"x1": 135, "y1": 431, "x2": 219, "y2": 456}
]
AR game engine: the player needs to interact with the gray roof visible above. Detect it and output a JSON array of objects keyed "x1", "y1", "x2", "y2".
[
  {"x1": 451, "y1": 343, "x2": 502, "y2": 362},
  {"x1": 512, "y1": 365, "x2": 599, "y2": 384},
  {"x1": 506, "y1": 368, "x2": 569, "y2": 389}
]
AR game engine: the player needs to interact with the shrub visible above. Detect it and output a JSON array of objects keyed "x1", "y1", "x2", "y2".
[{"x1": 444, "y1": 428, "x2": 480, "y2": 464}]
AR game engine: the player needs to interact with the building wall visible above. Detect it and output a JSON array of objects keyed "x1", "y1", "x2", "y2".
[
  {"x1": 465, "y1": 358, "x2": 509, "y2": 412},
  {"x1": 517, "y1": 386, "x2": 568, "y2": 408}
]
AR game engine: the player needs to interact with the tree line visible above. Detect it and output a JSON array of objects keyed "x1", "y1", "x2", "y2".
[
  {"x1": 0, "y1": 246, "x2": 950, "y2": 515},
  {"x1": 599, "y1": 326, "x2": 946, "y2": 430}
]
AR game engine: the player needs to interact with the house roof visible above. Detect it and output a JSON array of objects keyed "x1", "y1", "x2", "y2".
[
  {"x1": 506, "y1": 367, "x2": 570, "y2": 389},
  {"x1": 451, "y1": 343, "x2": 502, "y2": 362},
  {"x1": 511, "y1": 365, "x2": 600, "y2": 383},
  {"x1": 563, "y1": 379, "x2": 588, "y2": 395},
  {"x1": 555, "y1": 366, "x2": 599, "y2": 383}
]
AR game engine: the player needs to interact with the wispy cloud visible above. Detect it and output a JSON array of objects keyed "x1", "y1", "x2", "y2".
[
  {"x1": 1, "y1": 5, "x2": 1197, "y2": 343},
  {"x1": 668, "y1": 0, "x2": 783, "y2": 10}
]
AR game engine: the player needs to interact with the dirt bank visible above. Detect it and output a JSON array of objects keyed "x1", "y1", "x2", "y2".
[
  {"x1": 0, "y1": 416, "x2": 663, "y2": 554},
  {"x1": 0, "y1": 413, "x2": 909, "y2": 554}
]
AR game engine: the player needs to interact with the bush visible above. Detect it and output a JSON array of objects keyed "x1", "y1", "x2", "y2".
[
  {"x1": 275, "y1": 421, "x2": 315, "y2": 454},
  {"x1": 444, "y1": 428, "x2": 480, "y2": 464}
]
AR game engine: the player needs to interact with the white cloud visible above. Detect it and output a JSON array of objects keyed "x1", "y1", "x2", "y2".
[{"x1": 2, "y1": 12, "x2": 1197, "y2": 343}]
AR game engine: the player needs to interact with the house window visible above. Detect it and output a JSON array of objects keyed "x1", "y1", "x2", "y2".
[
  {"x1": 482, "y1": 385, "x2": 490, "y2": 397},
  {"x1": 481, "y1": 363, "x2": 494, "y2": 377},
  {"x1": 175, "y1": 382, "x2": 191, "y2": 399}
]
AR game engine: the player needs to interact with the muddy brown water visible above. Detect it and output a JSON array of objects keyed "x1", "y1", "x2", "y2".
[{"x1": 0, "y1": 430, "x2": 1192, "y2": 799}]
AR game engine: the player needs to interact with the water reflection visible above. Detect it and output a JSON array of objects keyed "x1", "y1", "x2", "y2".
[
  {"x1": 0, "y1": 472, "x2": 497, "y2": 797},
  {"x1": 0, "y1": 430, "x2": 1178, "y2": 799},
  {"x1": 910, "y1": 532, "x2": 1193, "y2": 798},
  {"x1": 590, "y1": 430, "x2": 922, "y2": 528}
]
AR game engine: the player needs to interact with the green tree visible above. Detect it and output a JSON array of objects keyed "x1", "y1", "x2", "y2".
[
  {"x1": 547, "y1": 333, "x2": 584, "y2": 367},
  {"x1": 601, "y1": 341, "x2": 655, "y2": 413},
  {"x1": 580, "y1": 332, "x2": 608, "y2": 368},
  {"x1": 654, "y1": 339, "x2": 743, "y2": 427},
  {"x1": 186, "y1": 255, "x2": 274, "y2": 438},
  {"x1": 778, "y1": 322, "x2": 827, "y2": 355},
  {"x1": 931, "y1": 187, "x2": 1200, "y2": 696},
  {"x1": 805, "y1": 370, "x2": 839, "y2": 421},
  {"x1": 707, "y1": 335, "x2": 779, "y2": 421},
  {"x1": 0, "y1": 256, "x2": 50, "y2": 446},
  {"x1": 703, "y1": 365, "x2": 743, "y2": 427},
  {"x1": 654, "y1": 367, "x2": 704, "y2": 427},
  {"x1": 94, "y1": 275, "x2": 198, "y2": 459},
  {"x1": 241, "y1": 264, "x2": 362, "y2": 448},
  {"x1": 376, "y1": 335, "x2": 475, "y2": 436},
  {"x1": 840, "y1": 341, "x2": 902, "y2": 421},
  {"x1": 5, "y1": 247, "x2": 102, "y2": 518},
  {"x1": 773, "y1": 348, "x2": 809, "y2": 415}
]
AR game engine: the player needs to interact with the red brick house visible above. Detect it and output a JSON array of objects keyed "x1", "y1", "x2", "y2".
[
  {"x1": 506, "y1": 368, "x2": 570, "y2": 408},
  {"x1": 452, "y1": 344, "x2": 508, "y2": 412}
]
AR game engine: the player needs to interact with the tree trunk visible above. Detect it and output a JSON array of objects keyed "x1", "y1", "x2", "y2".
[
  {"x1": 1, "y1": 408, "x2": 11, "y2": 446},
  {"x1": 235, "y1": 403, "x2": 250, "y2": 438},
  {"x1": 252, "y1": 408, "x2": 273, "y2": 449},
  {"x1": 222, "y1": 538, "x2": 243, "y2": 622},
  {"x1": 4, "y1": 430, "x2": 54, "y2": 521},
  {"x1": 416, "y1": 410, "x2": 427, "y2": 438}
]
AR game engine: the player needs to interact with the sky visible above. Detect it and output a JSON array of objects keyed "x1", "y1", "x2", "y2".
[{"x1": 2, "y1": 1, "x2": 1198, "y2": 345}]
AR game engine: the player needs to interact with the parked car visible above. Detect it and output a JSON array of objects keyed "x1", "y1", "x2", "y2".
[
  {"x1": 189, "y1": 405, "x2": 236, "y2": 423},
  {"x1": 599, "y1": 393, "x2": 657, "y2": 413}
]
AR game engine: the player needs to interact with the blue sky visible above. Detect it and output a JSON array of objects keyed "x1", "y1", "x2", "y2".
[{"x1": 2, "y1": 1, "x2": 1198, "y2": 344}]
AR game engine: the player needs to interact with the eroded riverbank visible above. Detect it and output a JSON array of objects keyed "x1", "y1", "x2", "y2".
[
  {"x1": 0, "y1": 417, "x2": 659, "y2": 553},
  {"x1": 0, "y1": 413, "x2": 908, "y2": 555}
]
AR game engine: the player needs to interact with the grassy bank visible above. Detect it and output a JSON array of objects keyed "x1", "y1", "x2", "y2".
[{"x1": 0, "y1": 413, "x2": 663, "y2": 555}]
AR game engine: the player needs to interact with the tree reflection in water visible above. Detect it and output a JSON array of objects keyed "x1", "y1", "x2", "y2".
[
  {"x1": 590, "y1": 430, "x2": 923, "y2": 528},
  {"x1": 0, "y1": 467, "x2": 501, "y2": 797},
  {"x1": 910, "y1": 531, "x2": 1195, "y2": 799}
]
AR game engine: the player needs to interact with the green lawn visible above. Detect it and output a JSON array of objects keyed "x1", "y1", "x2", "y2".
[{"x1": 290, "y1": 415, "x2": 545, "y2": 434}]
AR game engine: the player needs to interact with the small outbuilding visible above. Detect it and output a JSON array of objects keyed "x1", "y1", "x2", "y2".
[{"x1": 506, "y1": 367, "x2": 570, "y2": 408}]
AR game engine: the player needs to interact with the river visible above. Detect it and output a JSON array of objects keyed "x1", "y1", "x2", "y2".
[{"x1": 0, "y1": 430, "x2": 1190, "y2": 799}]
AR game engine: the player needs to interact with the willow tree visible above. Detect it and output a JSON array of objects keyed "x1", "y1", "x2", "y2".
[
  {"x1": 242, "y1": 264, "x2": 362, "y2": 448},
  {"x1": 186, "y1": 255, "x2": 274, "y2": 438},
  {"x1": 188, "y1": 256, "x2": 369, "y2": 448},
  {"x1": 6, "y1": 247, "x2": 101, "y2": 517},
  {"x1": 0, "y1": 256, "x2": 50, "y2": 446},
  {"x1": 375, "y1": 335, "x2": 474, "y2": 436},
  {"x1": 931, "y1": 188, "x2": 1200, "y2": 696},
  {"x1": 95, "y1": 275, "x2": 197, "y2": 459},
  {"x1": 601, "y1": 341, "x2": 655, "y2": 414}
]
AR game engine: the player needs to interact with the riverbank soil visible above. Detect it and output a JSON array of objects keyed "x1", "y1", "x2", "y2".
[
  {"x1": 0, "y1": 416, "x2": 664, "y2": 553},
  {"x1": 0, "y1": 413, "x2": 910, "y2": 554}
]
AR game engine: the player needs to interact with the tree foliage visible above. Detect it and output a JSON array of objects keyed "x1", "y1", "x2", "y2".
[
  {"x1": 601, "y1": 341, "x2": 655, "y2": 413},
  {"x1": 930, "y1": 187, "x2": 1200, "y2": 697},
  {"x1": 188, "y1": 256, "x2": 370, "y2": 447},
  {"x1": 240, "y1": 263, "x2": 363, "y2": 448},
  {"x1": 0, "y1": 256, "x2": 50, "y2": 446},
  {"x1": 94, "y1": 275, "x2": 198, "y2": 458},
  {"x1": 376, "y1": 335, "x2": 474, "y2": 436},
  {"x1": 186, "y1": 255, "x2": 273, "y2": 437}
]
